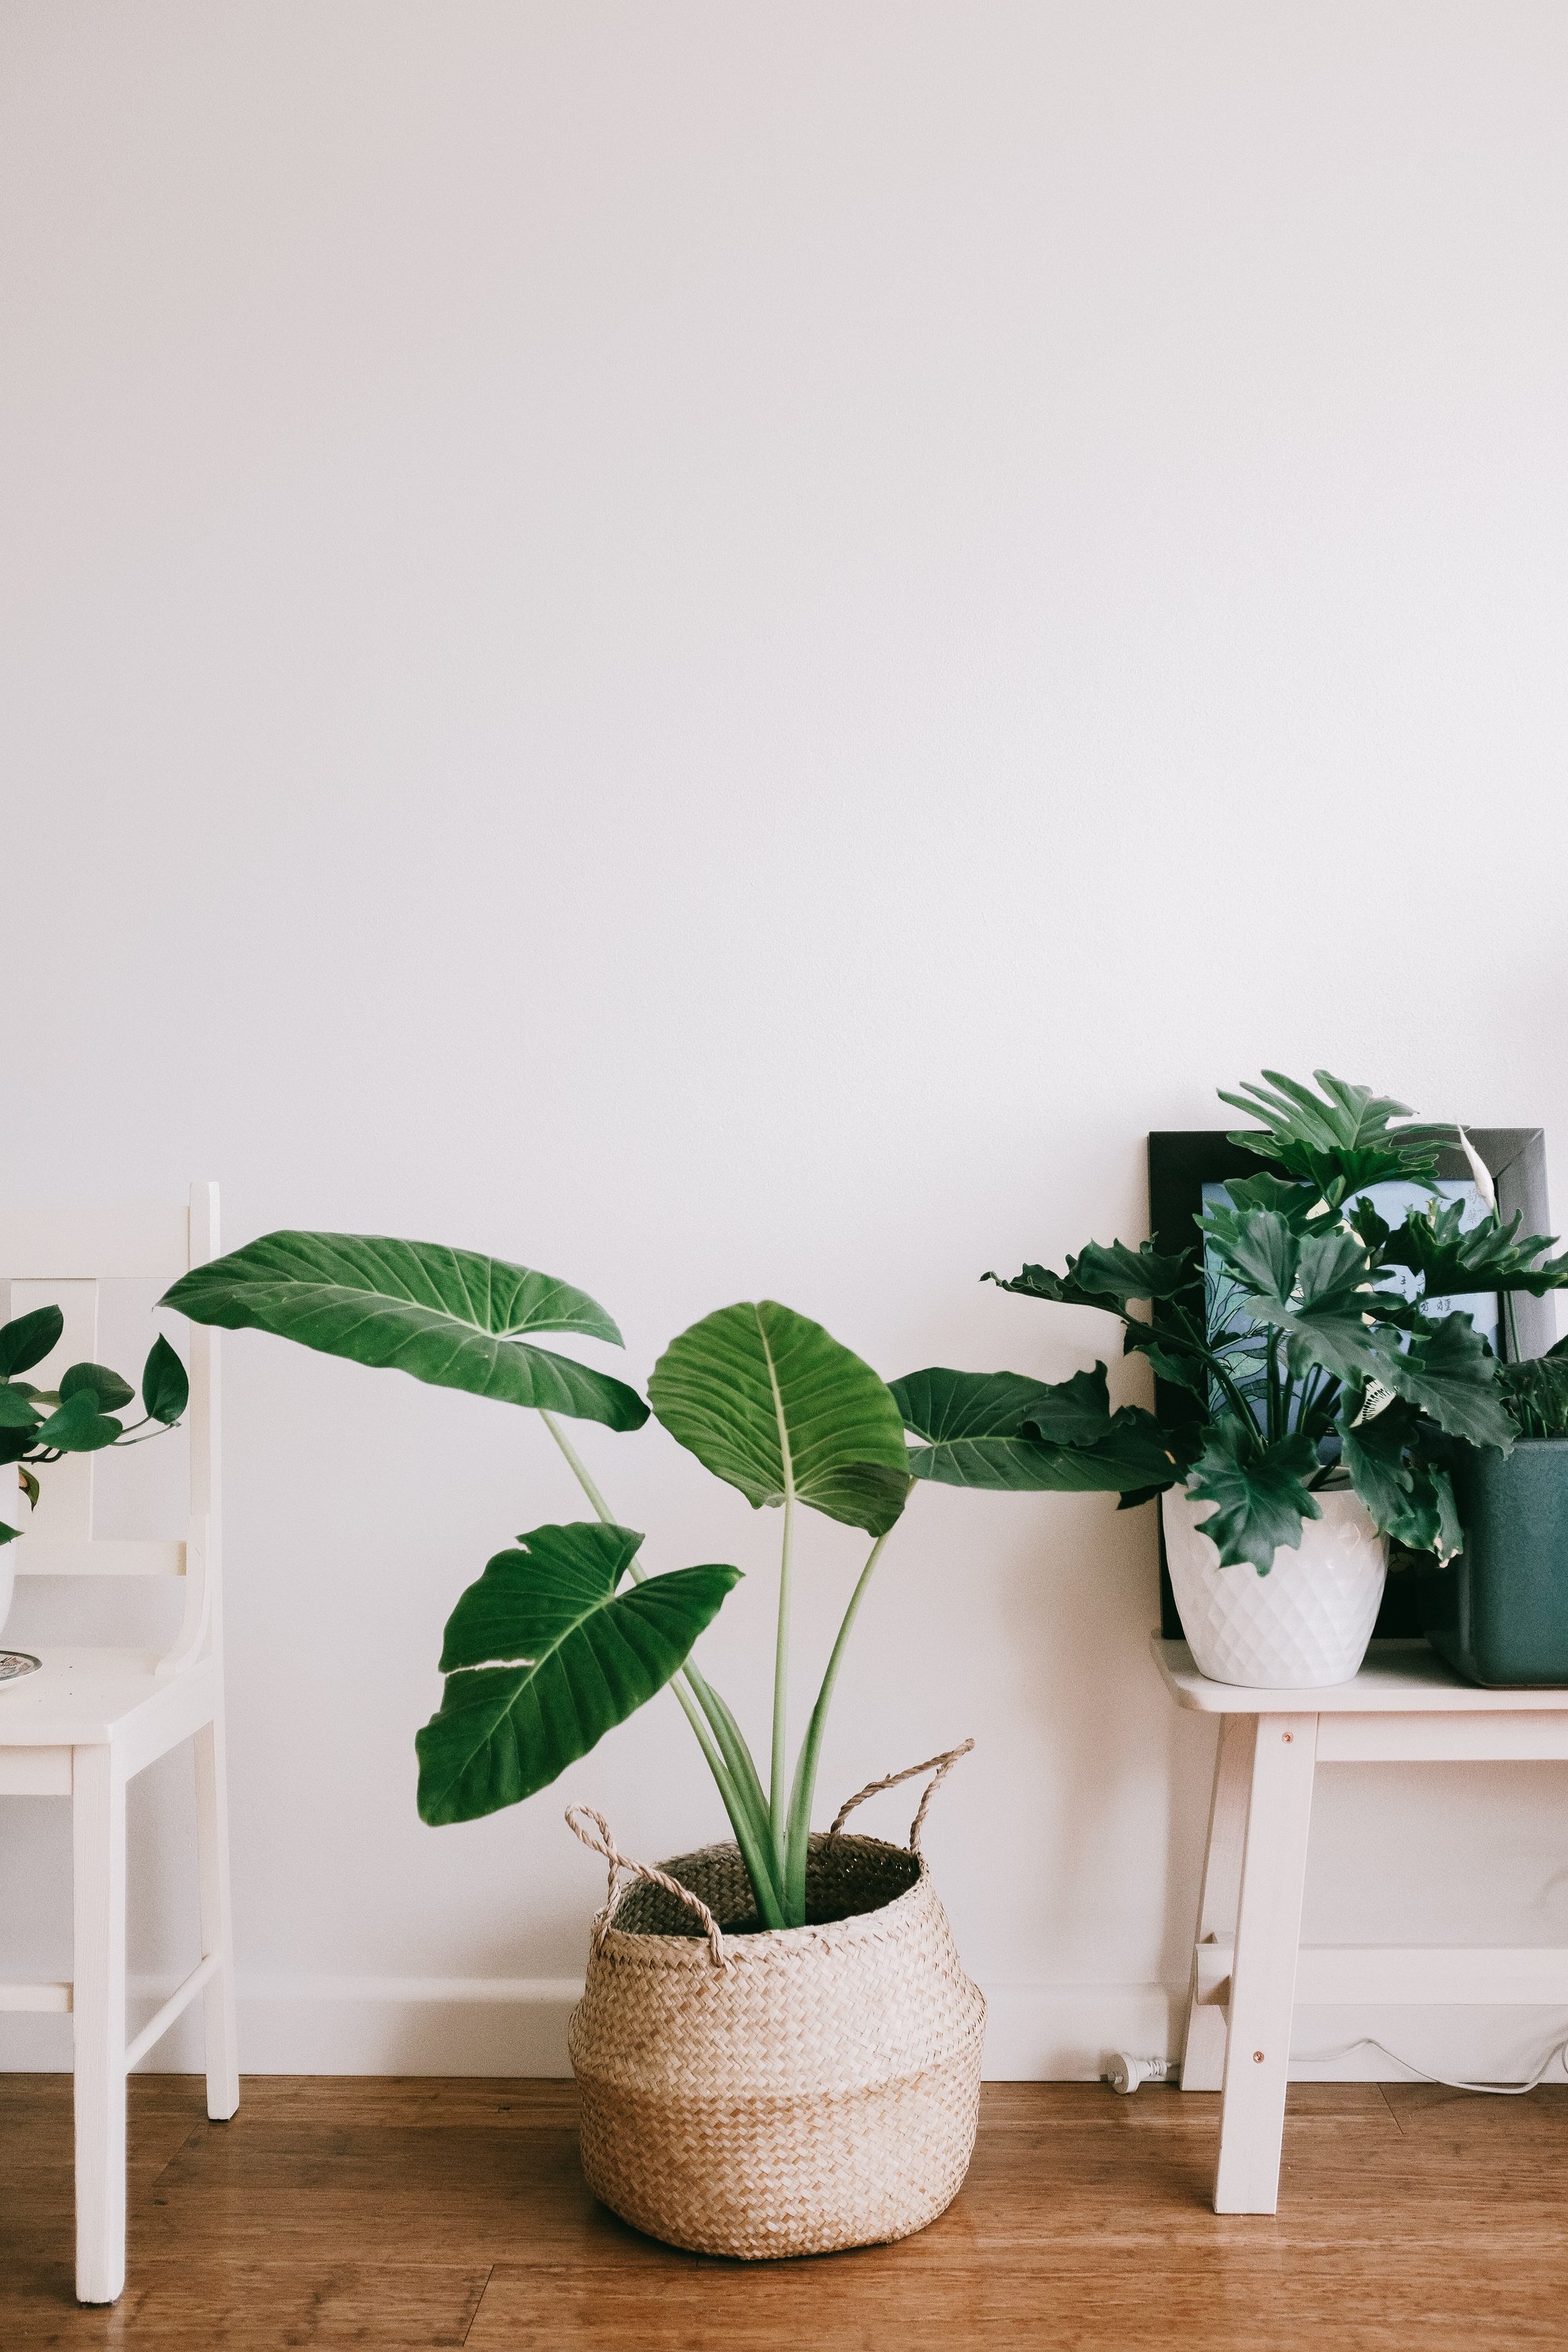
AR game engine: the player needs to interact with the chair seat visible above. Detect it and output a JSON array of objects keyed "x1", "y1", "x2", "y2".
[{"x1": 0, "y1": 1648, "x2": 218, "y2": 1747}]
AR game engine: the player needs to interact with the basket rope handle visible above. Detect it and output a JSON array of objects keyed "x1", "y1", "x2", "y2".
[
  {"x1": 565, "y1": 1803, "x2": 730, "y2": 1969},
  {"x1": 827, "y1": 1737, "x2": 975, "y2": 1854}
]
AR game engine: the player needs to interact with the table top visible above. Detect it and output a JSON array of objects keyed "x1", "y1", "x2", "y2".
[{"x1": 1151, "y1": 1635, "x2": 1568, "y2": 1715}]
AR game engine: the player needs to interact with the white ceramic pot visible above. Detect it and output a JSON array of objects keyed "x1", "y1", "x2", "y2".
[
  {"x1": 0, "y1": 1551, "x2": 13, "y2": 1645},
  {"x1": 1162, "y1": 1484, "x2": 1388, "y2": 1689}
]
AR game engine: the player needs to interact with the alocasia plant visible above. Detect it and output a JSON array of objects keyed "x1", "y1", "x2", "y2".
[
  {"x1": 162, "y1": 1245, "x2": 946, "y2": 1929},
  {"x1": 896, "y1": 1069, "x2": 1568, "y2": 1574}
]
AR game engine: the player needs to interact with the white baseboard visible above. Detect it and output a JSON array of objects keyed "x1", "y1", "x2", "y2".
[{"x1": 5, "y1": 1976, "x2": 1567, "y2": 2083}]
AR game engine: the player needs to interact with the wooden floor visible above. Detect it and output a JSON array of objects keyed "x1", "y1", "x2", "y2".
[{"x1": 3, "y1": 2075, "x2": 1568, "y2": 2349}]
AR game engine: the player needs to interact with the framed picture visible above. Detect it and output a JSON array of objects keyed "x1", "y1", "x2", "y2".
[{"x1": 1145, "y1": 1127, "x2": 1555, "y2": 1639}]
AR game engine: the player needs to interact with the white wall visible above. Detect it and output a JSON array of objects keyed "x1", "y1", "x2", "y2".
[{"x1": 4, "y1": 2, "x2": 1568, "y2": 2081}]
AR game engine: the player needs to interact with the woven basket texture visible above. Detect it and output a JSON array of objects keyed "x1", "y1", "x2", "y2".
[{"x1": 568, "y1": 1831, "x2": 986, "y2": 2259}]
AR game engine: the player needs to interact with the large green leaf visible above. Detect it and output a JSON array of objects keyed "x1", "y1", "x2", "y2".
[
  {"x1": 1184, "y1": 1425, "x2": 1322, "y2": 1573},
  {"x1": 985, "y1": 1240, "x2": 1193, "y2": 1316},
  {"x1": 1338, "y1": 1398, "x2": 1462, "y2": 1557},
  {"x1": 1221, "y1": 1069, "x2": 1452, "y2": 1198},
  {"x1": 416, "y1": 1522, "x2": 739, "y2": 1824},
  {"x1": 162, "y1": 1232, "x2": 648, "y2": 1432},
  {"x1": 1378, "y1": 1200, "x2": 1568, "y2": 1298},
  {"x1": 648, "y1": 1301, "x2": 911, "y2": 1537},
  {"x1": 1376, "y1": 1312, "x2": 1513, "y2": 1450},
  {"x1": 0, "y1": 1306, "x2": 63, "y2": 1379},
  {"x1": 1214, "y1": 1212, "x2": 1386, "y2": 1388},
  {"x1": 891, "y1": 1364, "x2": 1181, "y2": 1493}
]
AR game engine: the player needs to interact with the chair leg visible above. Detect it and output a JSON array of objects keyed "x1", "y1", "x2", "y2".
[
  {"x1": 1214, "y1": 1712, "x2": 1319, "y2": 2215},
  {"x1": 193, "y1": 1715, "x2": 240, "y2": 2121},
  {"x1": 71, "y1": 1744, "x2": 127, "y2": 2306},
  {"x1": 1181, "y1": 1712, "x2": 1256, "y2": 2092}
]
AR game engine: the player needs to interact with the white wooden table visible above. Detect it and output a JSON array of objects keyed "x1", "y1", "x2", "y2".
[{"x1": 1153, "y1": 1635, "x2": 1568, "y2": 2214}]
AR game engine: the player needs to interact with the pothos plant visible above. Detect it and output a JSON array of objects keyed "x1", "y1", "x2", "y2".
[
  {"x1": 0, "y1": 1306, "x2": 189, "y2": 1542},
  {"x1": 903, "y1": 1070, "x2": 1568, "y2": 1574}
]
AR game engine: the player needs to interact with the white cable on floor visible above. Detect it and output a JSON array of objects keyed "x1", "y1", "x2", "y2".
[{"x1": 1291, "y1": 2033, "x2": 1568, "y2": 2096}]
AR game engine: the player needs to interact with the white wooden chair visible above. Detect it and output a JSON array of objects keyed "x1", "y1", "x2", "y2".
[{"x1": 0, "y1": 1183, "x2": 238, "y2": 2305}]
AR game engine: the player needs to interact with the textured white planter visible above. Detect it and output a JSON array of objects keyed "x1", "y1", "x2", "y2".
[{"x1": 1162, "y1": 1484, "x2": 1388, "y2": 1689}]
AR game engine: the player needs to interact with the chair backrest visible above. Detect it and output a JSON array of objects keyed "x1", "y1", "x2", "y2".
[{"x1": 1, "y1": 1182, "x2": 220, "y2": 1675}]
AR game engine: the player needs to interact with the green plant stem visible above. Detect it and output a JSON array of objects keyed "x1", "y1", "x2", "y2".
[
  {"x1": 539, "y1": 1409, "x2": 615, "y2": 1523},
  {"x1": 782, "y1": 1527, "x2": 892, "y2": 1925},
  {"x1": 539, "y1": 1408, "x2": 785, "y2": 1926},
  {"x1": 770, "y1": 1486, "x2": 796, "y2": 1871}
]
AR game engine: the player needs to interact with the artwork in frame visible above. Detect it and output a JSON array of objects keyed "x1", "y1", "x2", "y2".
[{"x1": 1145, "y1": 1127, "x2": 1555, "y2": 1641}]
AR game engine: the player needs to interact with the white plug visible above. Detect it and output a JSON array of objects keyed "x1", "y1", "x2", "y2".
[{"x1": 1103, "y1": 2053, "x2": 1178, "y2": 2094}]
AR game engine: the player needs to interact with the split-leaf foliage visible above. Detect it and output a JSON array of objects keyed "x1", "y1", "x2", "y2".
[{"x1": 907, "y1": 1069, "x2": 1568, "y2": 1574}]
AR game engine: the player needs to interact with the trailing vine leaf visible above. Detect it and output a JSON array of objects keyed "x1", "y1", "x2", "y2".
[
  {"x1": 33, "y1": 1392, "x2": 123, "y2": 1454},
  {"x1": 163, "y1": 1232, "x2": 648, "y2": 1432},
  {"x1": 0, "y1": 1519, "x2": 18, "y2": 1545},
  {"x1": 141, "y1": 1336, "x2": 190, "y2": 1425},
  {"x1": 1221, "y1": 1069, "x2": 1453, "y2": 1198},
  {"x1": 60, "y1": 1362, "x2": 137, "y2": 1414},
  {"x1": 648, "y1": 1301, "x2": 911, "y2": 1537},
  {"x1": 1374, "y1": 1312, "x2": 1513, "y2": 1450},
  {"x1": 416, "y1": 1523, "x2": 741, "y2": 1824},
  {"x1": 891, "y1": 1364, "x2": 1181, "y2": 1493},
  {"x1": 1184, "y1": 1425, "x2": 1322, "y2": 1573},
  {"x1": 0, "y1": 1306, "x2": 63, "y2": 1379},
  {"x1": 0, "y1": 1387, "x2": 42, "y2": 1432}
]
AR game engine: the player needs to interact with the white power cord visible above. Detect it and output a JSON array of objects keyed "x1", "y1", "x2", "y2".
[
  {"x1": 1291, "y1": 2034, "x2": 1568, "y2": 2096},
  {"x1": 1105, "y1": 2035, "x2": 1568, "y2": 2096}
]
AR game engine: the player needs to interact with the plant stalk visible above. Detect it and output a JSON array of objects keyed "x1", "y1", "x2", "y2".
[
  {"x1": 770, "y1": 1486, "x2": 796, "y2": 1871},
  {"x1": 539, "y1": 1408, "x2": 784, "y2": 1923},
  {"x1": 782, "y1": 1527, "x2": 891, "y2": 1924}
]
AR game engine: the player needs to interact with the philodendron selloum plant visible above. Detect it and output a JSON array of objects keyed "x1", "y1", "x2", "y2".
[
  {"x1": 903, "y1": 1070, "x2": 1568, "y2": 1573},
  {"x1": 164, "y1": 1238, "x2": 1163, "y2": 1933}
]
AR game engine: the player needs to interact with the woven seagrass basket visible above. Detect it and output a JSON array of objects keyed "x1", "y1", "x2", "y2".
[{"x1": 565, "y1": 1744, "x2": 985, "y2": 2260}]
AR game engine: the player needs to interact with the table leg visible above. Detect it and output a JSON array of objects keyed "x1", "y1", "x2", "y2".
[
  {"x1": 1181, "y1": 1711, "x2": 1255, "y2": 2092},
  {"x1": 1214, "y1": 1711, "x2": 1318, "y2": 2215}
]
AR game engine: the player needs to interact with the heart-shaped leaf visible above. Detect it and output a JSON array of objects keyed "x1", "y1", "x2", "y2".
[
  {"x1": 0, "y1": 1387, "x2": 42, "y2": 1432},
  {"x1": 0, "y1": 1306, "x2": 63, "y2": 1378},
  {"x1": 162, "y1": 1232, "x2": 648, "y2": 1432},
  {"x1": 141, "y1": 1335, "x2": 189, "y2": 1425},
  {"x1": 34, "y1": 1392, "x2": 123, "y2": 1454},
  {"x1": 648, "y1": 1301, "x2": 911, "y2": 1536},
  {"x1": 0, "y1": 1519, "x2": 18, "y2": 1545},
  {"x1": 416, "y1": 1522, "x2": 740, "y2": 1824},
  {"x1": 60, "y1": 1362, "x2": 137, "y2": 1414}
]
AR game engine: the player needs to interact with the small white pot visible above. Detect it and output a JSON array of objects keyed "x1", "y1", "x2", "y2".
[
  {"x1": 0, "y1": 1552, "x2": 13, "y2": 1645},
  {"x1": 1162, "y1": 1484, "x2": 1388, "y2": 1689}
]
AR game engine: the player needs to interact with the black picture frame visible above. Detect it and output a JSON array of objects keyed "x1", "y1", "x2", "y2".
[{"x1": 1145, "y1": 1127, "x2": 1555, "y2": 1640}]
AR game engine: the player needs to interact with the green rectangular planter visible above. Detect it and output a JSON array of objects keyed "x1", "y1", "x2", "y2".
[{"x1": 1425, "y1": 1440, "x2": 1568, "y2": 1687}]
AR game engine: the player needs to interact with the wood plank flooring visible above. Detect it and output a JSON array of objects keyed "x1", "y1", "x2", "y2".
[{"x1": 4, "y1": 2074, "x2": 1568, "y2": 2348}]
